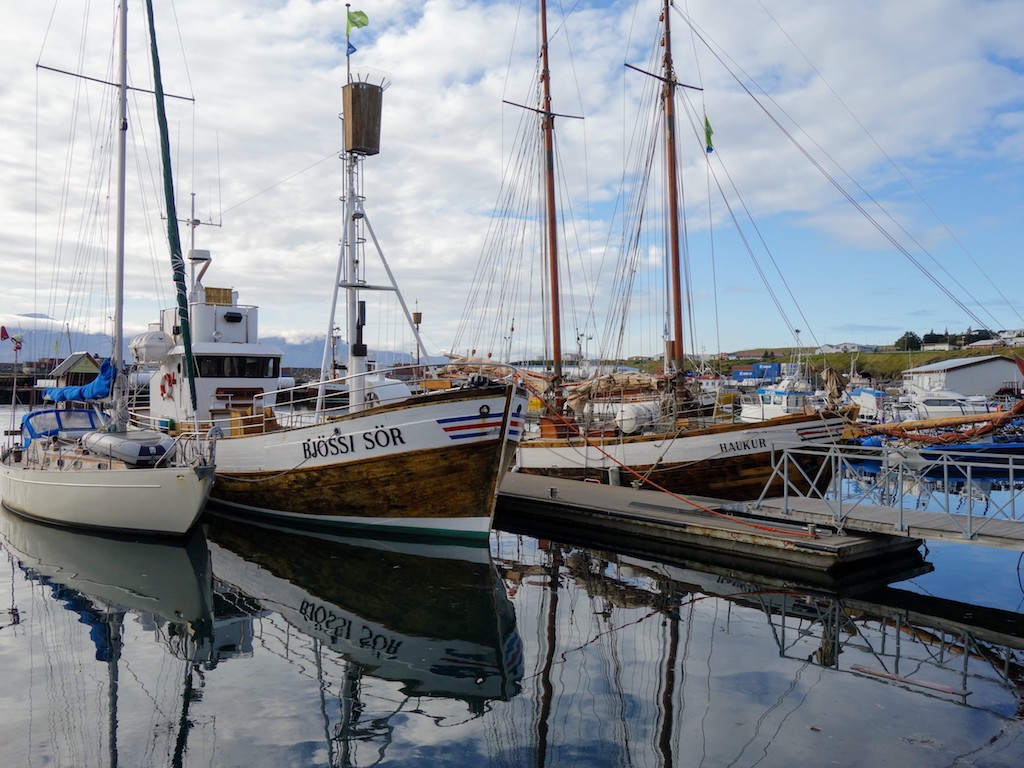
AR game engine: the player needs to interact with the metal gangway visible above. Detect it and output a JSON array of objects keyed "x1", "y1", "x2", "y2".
[{"x1": 727, "y1": 442, "x2": 1024, "y2": 549}]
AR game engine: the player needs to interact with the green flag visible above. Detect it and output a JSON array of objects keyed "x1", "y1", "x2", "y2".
[
  {"x1": 704, "y1": 115, "x2": 714, "y2": 153},
  {"x1": 347, "y1": 10, "x2": 369, "y2": 34}
]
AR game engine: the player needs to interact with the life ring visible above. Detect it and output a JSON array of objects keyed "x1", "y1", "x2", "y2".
[{"x1": 160, "y1": 372, "x2": 176, "y2": 399}]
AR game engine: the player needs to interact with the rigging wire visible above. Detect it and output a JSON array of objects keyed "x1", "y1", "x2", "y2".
[
  {"x1": 682, "y1": 0, "x2": 724, "y2": 367},
  {"x1": 551, "y1": 3, "x2": 601, "y2": 353},
  {"x1": 220, "y1": 151, "x2": 339, "y2": 217},
  {"x1": 674, "y1": 5, "x2": 1001, "y2": 337},
  {"x1": 677, "y1": 92, "x2": 815, "y2": 349},
  {"x1": 753, "y1": 0, "x2": 1023, "y2": 330}
]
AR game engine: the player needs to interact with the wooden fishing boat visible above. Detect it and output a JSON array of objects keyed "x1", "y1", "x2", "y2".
[
  {"x1": 130, "y1": 32, "x2": 527, "y2": 539},
  {"x1": 465, "y1": 0, "x2": 850, "y2": 500}
]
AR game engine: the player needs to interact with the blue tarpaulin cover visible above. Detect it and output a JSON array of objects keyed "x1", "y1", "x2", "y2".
[{"x1": 44, "y1": 358, "x2": 115, "y2": 403}]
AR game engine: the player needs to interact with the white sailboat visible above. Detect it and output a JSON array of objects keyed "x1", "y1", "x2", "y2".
[
  {"x1": 0, "y1": 1, "x2": 215, "y2": 536},
  {"x1": 129, "y1": 26, "x2": 528, "y2": 539}
]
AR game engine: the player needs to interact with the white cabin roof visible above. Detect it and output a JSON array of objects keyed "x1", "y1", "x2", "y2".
[{"x1": 904, "y1": 355, "x2": 1009, "y2": 374}]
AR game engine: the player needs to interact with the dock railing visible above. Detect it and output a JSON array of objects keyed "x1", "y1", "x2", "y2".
[{"x1": 753, "y1": 441, "x2": 1024, "y2": 540}]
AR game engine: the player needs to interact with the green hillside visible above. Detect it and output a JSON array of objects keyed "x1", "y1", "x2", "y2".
[{"x1": 731, "y1": 348, "x2": 1020, "y2": 386}]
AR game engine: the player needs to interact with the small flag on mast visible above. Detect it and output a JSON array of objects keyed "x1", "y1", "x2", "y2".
[
  {"x1": 347, "y1": 10, "x2": 369, "y2": 35},
  {"x1": 704, "y1": 115, "x2": 714, "y2": 153}
]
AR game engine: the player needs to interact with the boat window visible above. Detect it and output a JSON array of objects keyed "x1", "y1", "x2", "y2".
[
  {"x1": 21, "y1": 409, "x2": 105, "y2": 443},
  {"x1": 242, "y1": 356, "x2": 279, "y2": 378},
  {"x1": 24, "y1": 411, "x2": 61, "y2": 435},
  {"x1": 55, "y1": 410, "x2": 102, "y2": 430},
  {"x1": 195, "y1": 355, "x2": 281, "y2": 378},
  {"x1": 198, "y1": 357, "x2": 220, "y2": 377}
]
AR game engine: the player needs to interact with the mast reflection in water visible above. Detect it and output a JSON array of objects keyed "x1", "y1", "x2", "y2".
[
  {"x1": 0, "y1": 507, "x2": 214, "y2": 767},
  {"x1": 489, "y1": 531, "x2": 1024, "y2": 766},
  {"x1": 2, "y1": 506, "x2": 1024, "y2": 765}
]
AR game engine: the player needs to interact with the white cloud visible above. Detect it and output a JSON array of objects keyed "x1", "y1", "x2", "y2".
[{"x1": 1, "y1": 0, "x2": 1021, "y2": 361}]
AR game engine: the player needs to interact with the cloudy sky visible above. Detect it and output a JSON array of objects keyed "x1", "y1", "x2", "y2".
[{"x1": 1, "y1": 0, "x2": 1022, "y2": 366}]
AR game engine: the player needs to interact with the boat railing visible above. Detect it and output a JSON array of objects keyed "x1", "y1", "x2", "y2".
[
  {"x1": 128, "y1": 363, "x2": 518, "y2": 437},
  {"x1": 256, "y1": 363, "x2": 517, "y2": 429},
  {"x1": 9, "y1": 421, "x2": 216, "y2": 471},
  {"x1": 169, "y1": 429, "x2": 218, "y2": 467},
  {"x1": 749, "y1": 441, "x2": 1024, "y2": 539}
]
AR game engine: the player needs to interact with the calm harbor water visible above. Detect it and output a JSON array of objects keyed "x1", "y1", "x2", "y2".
[
  {"x1": 0, "y1": 502, "x2": 1023, "y2": 767},
  {"x1": 2, "y1": 398, "x2": 1024, "y2": 765}
]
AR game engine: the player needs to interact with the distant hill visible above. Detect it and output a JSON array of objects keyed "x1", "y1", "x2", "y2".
[{"x1": 0, "y1": 328, "x2": 443, "y2": 371}]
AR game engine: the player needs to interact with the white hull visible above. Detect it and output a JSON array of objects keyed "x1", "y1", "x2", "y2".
[
  {"x1": 738, "y1": 402, "x2": 809, "y2": 422},
  {"x1": 210, "y1": 499, "x2": 494, "y2": 537},
  {"x1": 517, "y1": 414, "x2": 847, "y2": 471},
  {"x1": 738, "y1": 381, "x2": 820, "y2": 423},
  {"x1": 882, "y1": 402, "x2": 995, "y2": 423},
  {"x1": 213, "y1": 389, "x2": 519, "y2": 472},
  {"x1": 0, "y1": 461, "x2": 214, "y2": 536}
]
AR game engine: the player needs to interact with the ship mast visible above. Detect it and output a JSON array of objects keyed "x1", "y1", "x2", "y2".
[
  {"x1": 539, "y1": 0, "x2": 563, "y2": 385},
  {"x1": 662, "y1": 0, "x2": 685, "y2": 374},
  {"x1": 111, "y1": 0, "x2": 128, "y2": 428}
]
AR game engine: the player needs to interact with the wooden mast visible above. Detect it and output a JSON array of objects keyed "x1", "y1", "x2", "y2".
[
  {"x1": 662, "y1": 0, "x2": 685, "y2": 374},
  {"x1": 539, "y1": 0, "x2": 563, "y2": 384}
]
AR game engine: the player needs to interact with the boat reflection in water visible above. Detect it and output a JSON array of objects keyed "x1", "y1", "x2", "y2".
[
  {"x1": 0, "y1": 507, "x2": 215, "y2": 766},
  {"x1": 202, "y1": 514, "x2": 523, "y2": 765},
  {"x1": 0, "y1": 507, "x2": 523, "y2": 766},
  {"x1": 204, "y1": 515, "x2": 524, "y2": 707},
  {"x1": 4, "y1": 502, "x2": 1023, "y2": 765}
]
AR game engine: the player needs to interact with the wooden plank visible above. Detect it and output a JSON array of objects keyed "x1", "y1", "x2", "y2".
[{"x1": 497, "y1": 473, "x2": 926, "y2": 583}]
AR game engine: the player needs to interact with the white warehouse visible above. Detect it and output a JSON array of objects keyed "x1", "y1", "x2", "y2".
[{"x1": 903, "y1": 355, "x2": 1023, "y2": 397}]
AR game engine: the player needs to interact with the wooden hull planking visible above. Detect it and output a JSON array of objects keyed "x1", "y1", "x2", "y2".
[
  {"x1": 517, "y1": 448, "x2": 828, "y2": 500},
  {"x1": 205, "y1": 384, "x2": 526, "y2": 538},
  {"x1": 212, "y1": 438, "x2": 515, "y2": 524},
  {"x1": 516, "y1": 411, "x2": 848, "y2": 500}
]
